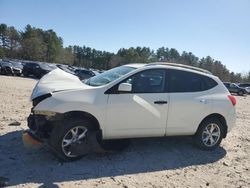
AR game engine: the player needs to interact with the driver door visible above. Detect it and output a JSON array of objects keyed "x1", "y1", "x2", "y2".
[{"x1": 105, "y1": 69, "x2": 169, "y2": 139}]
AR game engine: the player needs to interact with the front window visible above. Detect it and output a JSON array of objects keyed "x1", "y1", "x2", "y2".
[
  {"x1": 85, "y1": 66, "x2": 136, "y2": 86},
  {"x1": 122, "y1": 69, "x2": 166, "y2": 93}
]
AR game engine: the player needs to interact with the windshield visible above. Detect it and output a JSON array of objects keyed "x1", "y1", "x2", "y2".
[
  {"x1": 1, "y1": 62, "x2": 12, "y2": 66},
  {"x1": 11, "y1": 62, "x2": 23, "y2": 68},
  {"x1": 40, "y1": 63, "x2": 56, "y2": 70},
  {"x1": 85, "y1": 66, "x2": 136, "y2": 86}
]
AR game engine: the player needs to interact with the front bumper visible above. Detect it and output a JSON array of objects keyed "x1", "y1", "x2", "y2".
[
  {"x1": 13, "y1": 68, "x2": 22, "y2": 75},
  {"x1": 27, "y1": 114, "x2": 53, "y2": 139},
  {"x1": 27, "y1": 111, "x2": 62, "y2": 139},
  {"x1": 22, "y1": 130, "x2": 43, "y2": 149},
  {"x1": 24, "y1": 112, "x2": 59, "y2": 148}
]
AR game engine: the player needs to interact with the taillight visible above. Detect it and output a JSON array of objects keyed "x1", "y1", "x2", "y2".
[{"x1": 228, "y1": 95, "x2": 236, "y2": 106}]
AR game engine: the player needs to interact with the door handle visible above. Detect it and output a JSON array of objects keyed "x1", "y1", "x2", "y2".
[{"x1": 154, "y1": 101, "x2": 168, "y2": 104}]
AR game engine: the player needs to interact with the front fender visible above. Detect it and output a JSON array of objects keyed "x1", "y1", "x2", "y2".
[{"x1": 33, "y1": 90, "x2": 108, "y2": 133}]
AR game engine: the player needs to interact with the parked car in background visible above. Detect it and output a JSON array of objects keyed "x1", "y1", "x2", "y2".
[
  {"x1": 74, "y1": 68, "x2": 99, "y2": 80},
  {"x1": 0, "y1": 61, "x2": 13, "y2": 75},
  {"x1": 24, "y1": 63, "x2": 236, "y2": 161},
  {"x1": 9, "y1": 61, "x2": 23, "y2": 76},
  {"x1": 244, "y1": 87, "x2": 250, "y2": 94},
  {"x1": 223, "y1": 82, "x2": 247, "y2": 96},
  {"x1": 22, "y1": 62, "x2": 56, "y2": 78},
  {"x1": 0, "y1": 61, "x2": 22, "y2": 76},
  {"x1": 56, "y1": 64, "x2": 76, "y2": 75},
  {"x1": 238, "y1": 83, "x2": 250, "y2": 88}
]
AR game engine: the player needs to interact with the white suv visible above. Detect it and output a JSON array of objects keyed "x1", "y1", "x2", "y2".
[{"x1": 24, "y1": 63, "x2": 236, "y2": 161}]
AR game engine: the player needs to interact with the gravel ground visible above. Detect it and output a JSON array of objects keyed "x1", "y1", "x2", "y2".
[{"x1": 0, "y1": 75, "x2": 249, "y2": 188}]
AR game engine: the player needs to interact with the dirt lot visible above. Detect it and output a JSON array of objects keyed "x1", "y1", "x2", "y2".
[{"x1": 0, "y1": 75, "x2": 249, "y2": 188}]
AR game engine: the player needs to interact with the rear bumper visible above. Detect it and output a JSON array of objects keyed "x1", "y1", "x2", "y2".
[{"x1": 225, "y1": 108, "x2": 236, "y2": 132}]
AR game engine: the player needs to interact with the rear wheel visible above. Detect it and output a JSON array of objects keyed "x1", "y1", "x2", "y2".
[
  {"x1": 49, "y1": 118, "x2": 94, "y2": 161},
  {"x1": 194, "y1": 118, "x2": 224, "y2": 150}
]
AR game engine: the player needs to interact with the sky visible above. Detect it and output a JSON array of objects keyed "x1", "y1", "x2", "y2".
[{"x1": 0, "y1": 0, "x2": 249, "y2": 73}]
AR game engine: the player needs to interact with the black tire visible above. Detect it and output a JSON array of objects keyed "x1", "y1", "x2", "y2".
[
  {"x1": 49, "y1": 118, "x2": 95, "y2": 161},
  {"x1": 238, "y1": 91, "x2": 243, "y2": 96},
  {"x1": 193, "y1": 118, "x2": 225, "y2": 150}
]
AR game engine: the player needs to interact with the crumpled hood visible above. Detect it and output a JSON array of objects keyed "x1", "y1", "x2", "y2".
[{"x1": 31, "y1": 68, "x2": 92, "y2": 100}]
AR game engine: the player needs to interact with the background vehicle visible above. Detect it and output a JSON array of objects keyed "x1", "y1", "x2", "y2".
[
  {"x1": 22, "y1": 62, "x2": 56, "y2": 78},
  {"x1": 10, "y1": 61, "x2": 23, "y2": 76},
  {"x1": 237, "y1": 83, "x2": 250, "y2": 94},
  {"x1": 74, "y1": 68, "x2": 99, "y2": 80},
  {"x1": 0, "y1": 61, "x2": 14, "y2": 75},
  {"x1": 244, "y1": 87, "x2": 250, "y2": 94},
  {"x1": 238, "y1": 83, "x2": 250, "y2": 88},
  {"x1": 56, "y1": 64, "x2": 76, "y2": 75},
  {"x1": 0, "y1": 61, "x2": 22, "y2": 76},
  {"x1": 223, "y1": 82, "x2": 247, "y2": 96},
  {"x1": 24, "y1": 63, "x2": 236, "y2": 161}
]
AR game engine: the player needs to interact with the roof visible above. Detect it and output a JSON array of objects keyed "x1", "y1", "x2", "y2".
[
  {"x1": 146, "y1": 62, "x2": 212, "y2": 75},
  {"x1": 124, "y1": 63, "x2": 146, "y2": 68},
  {"x1": 124, "y1": 62, "x2": 212, "y2": 75}
]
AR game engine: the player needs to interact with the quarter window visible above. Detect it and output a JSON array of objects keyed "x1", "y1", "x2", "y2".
[{"x1": 168, "y1": 70, "x2": 217, "y2": 92}]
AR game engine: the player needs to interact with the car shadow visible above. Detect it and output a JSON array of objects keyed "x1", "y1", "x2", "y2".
[{"x1": 0, "y1": 130, "x2": 226, "y2": 187}]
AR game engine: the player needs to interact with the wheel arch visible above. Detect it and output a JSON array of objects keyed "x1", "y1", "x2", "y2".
[
  {"x1": 197, "y1": 113, "x2": 228, "y2": 138},
  {"x1": 62, "y1": 111, "x2": 101, "y2": 131}
]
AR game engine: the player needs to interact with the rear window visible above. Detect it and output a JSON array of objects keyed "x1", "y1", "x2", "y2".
[{"x1": 168, "y1": 69, "x2": 217, "y2": 92}]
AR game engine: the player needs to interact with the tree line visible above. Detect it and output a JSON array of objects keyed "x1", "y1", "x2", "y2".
[{"x1": 0, "y1": 23, "x2": 249, "y2": 83}]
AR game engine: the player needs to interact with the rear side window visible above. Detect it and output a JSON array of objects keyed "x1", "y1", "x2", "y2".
[
  {"x1": 202, "y1": 76, "x2": 218, "y2": 90},
  {"x1": 168, "y1": 69, "x2": 217, "y2": 92}
]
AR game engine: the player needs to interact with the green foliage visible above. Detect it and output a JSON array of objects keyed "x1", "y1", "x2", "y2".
[
  {"x1": 0, "y1": 47, "x2": 5, "y2": 58},
  {"x1": 72, "y1": 45, "x2": 114, "y2": 69},
  {"x1": 0, "y1": 23, "x2": 249, "y2": 83},
  {"x1": 0, "y1": 24, "x2": 8, "y2": 49},
  {"x1": 116, "y1": 47, "x2": 153, "y2": 64},
  {"x1": 20, "y1": 25, "x2": 63, "y2": 62}
]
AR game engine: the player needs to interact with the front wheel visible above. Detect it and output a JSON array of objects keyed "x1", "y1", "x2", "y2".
[
  {"x1": 193, "y1": 118, "x2": 224, "y2": 150},
  {"x1": 49, "y1": 118, "x2": 94, "y2": 161}
]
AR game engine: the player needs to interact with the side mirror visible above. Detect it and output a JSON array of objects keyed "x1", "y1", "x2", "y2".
[{"x1": 118, "y1": 83, "x2": 132, "y2": 92}]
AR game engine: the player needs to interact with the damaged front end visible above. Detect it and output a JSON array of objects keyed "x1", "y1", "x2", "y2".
[
  {"x1": 27, "y1": 112, "x2": 54, "y2": 138},
  {"x1": 23, "y1": 94, "x2": 61, "y2": 148},
  {"x1": 24, "y1": 68, "x2": 88, "y2": 149}
]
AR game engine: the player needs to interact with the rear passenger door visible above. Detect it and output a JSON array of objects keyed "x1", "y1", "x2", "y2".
[{"x1": 166, "y1": 69, "x2": 217, "y2": 136}]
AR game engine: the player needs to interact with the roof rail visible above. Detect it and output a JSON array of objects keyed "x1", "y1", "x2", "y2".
[{"x1": 146, "y1": 62, "x2": 212, "y2": 74}]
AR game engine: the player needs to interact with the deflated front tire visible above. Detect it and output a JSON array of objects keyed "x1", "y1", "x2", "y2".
[{"x1": 49, "y1": 118, "x2": 94, "y2": 161}]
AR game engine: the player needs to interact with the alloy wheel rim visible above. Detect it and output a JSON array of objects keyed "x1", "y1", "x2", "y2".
[
  {"x1": 61, "y1": 126, "x2": 88, "y2": 157},
  {"x1": 202, "y1": 123, "x2": 221, "y2": 147}
]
